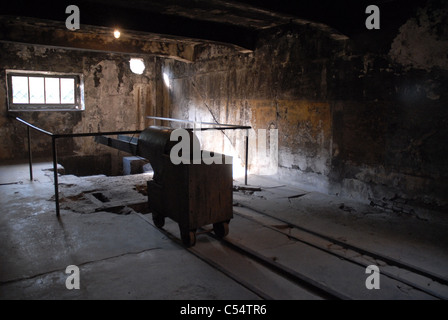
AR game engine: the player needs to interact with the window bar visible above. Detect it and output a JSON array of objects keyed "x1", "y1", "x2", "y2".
[
  {"x1": 74, "y1": 78, "x2": 78, "y2": 107},
  {"x1": 43, "y1": 76, "x2": 47, "y2": 104},
  {"x1": 27, "y1": 76, "x2": 30, "y2": 104}
]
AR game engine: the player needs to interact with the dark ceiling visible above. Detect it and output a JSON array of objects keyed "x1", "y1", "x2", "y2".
[{"x1": 1, "y1": 0, "x2": 430, "y2": 53}]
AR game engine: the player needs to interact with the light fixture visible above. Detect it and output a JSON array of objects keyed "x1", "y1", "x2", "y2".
[
  {"x1": 113, "y1": 29, "x2": 121, "y2": 39},
  {"x1": 129, "y1": 58, "x2": 145, "y2": 75}
]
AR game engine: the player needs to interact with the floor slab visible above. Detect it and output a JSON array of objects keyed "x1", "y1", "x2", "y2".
[{"x1": 1, "y1": 161, "x2": 447, "y2": 300}]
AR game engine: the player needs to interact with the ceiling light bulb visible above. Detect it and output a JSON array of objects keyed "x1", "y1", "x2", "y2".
[{"x1": 114, "y1": 29, "x2": 121, "y2": 39}]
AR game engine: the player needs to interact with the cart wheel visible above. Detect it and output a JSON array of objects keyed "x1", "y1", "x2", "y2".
[
  {"x1": 180, "y1": 229, "x2": 196, "y2": 247},
  {"x1": 152, "y1": 213, "x2": 165, "y2": 228},
  {"x1": 213, "y1": 222, "x2": 229, "y2": 238}
]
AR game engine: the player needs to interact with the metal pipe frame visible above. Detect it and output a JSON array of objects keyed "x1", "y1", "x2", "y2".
[
  {"x1": 147, "y1": 116, "x2": 251, "y2": 185},
  {"x1": 27, "y1": 126, "x2": 33, "y2": 181},
  {"x1": 15, "y1": 117, "x2": 142, "y2": 216},
  {"x1": 16, "y1": 115, "x2": 251, "y2": 216},
  {"x1": 147, "y1": 116, "x2": 252, "y2": 130}
]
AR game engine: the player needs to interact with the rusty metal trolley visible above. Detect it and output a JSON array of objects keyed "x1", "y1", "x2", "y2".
[
  {"x1": 139, "y1": 126, "x2": 233, "y2": 246},
  {"x1": 15, "y1": 116, "x2": 251, "y2": 247}
]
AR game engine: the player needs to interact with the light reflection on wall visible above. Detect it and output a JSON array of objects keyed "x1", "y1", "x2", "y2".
[
  {"x1": 163, "y1": 72, "x2": 171, "y2": 89},
  {"x1": 169, "y1": 91, "x2": 278, "y2": 179},
  {"x1": 195, "y1": 128, "x2": 247, "y2": 179}
]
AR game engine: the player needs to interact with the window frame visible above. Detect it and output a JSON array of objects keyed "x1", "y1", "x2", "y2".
[{"x1": 6, "y1": 70, "x2": 85, "y2": 112}]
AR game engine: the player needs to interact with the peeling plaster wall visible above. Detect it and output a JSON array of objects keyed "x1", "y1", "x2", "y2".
[
  {"x1": 165, "y1": 25, "x2": 346, "y2": 190},
  {"x1": 0, "y1": 42, "x2": 156, "y2": 175},
  {"x1": 389, "y1": 0, "x2": 448, "y2": 72},
  {"x1": 1, "y1": 1, "x2": 446, "y2": 211},
  {"x1": 331, "y1": 0, "x2": 448, "y2": 209},
  {"x1": 165, "y1": 1, "x2": 448, "y2": 210}
]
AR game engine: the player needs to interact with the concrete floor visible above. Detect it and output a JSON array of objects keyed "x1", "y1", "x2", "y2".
[
  {"x1": 0, "y1": 161, "x2": 259, "y2": 300},
  {"x1": 1, "y1": 160, "x2": 447, "y2": 300}
]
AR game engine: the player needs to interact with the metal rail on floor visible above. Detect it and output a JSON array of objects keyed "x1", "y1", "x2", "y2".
[
  {"x1": 232, "y1": 206, "x2": 447, "y2": 299},
  {"x1": 136, "y1": 212, "x2": 346, "y2": 300},
  {"x1": 15, "y1": 117, "x2": 142, "y2": 216}
]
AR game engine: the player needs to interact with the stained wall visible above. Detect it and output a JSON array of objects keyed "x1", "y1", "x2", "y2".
[
  {"x1": 163, "y1": 2, "x2": 448, "y2": 210},
  {"x1": 0, "y1": 42, "x2": 157, "y2": 175},
  {"x1": 1, "y1": 1, "x2": 447, "y2": 211}
]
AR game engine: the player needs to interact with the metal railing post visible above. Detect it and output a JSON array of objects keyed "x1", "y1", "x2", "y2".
[
  {"x1": 245, "y1": 129, "x2": 249, "y2": 185},
  {"x1": 27, "y1": 126, "x2": 33, "y2": 181},
  {"x1": 52, "y1": 136, "x2": 60, "y2": 217}
]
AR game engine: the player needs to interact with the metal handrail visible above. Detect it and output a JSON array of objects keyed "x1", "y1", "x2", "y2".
[
  {"x1": 147, "y1": 116, "x2": 252, "y2": 129},
  {"x1": 16, "y1": 115, "x2": 250, "y2": 216},
  {"x1": 15, "y1": 117, "x2": 142, "y2": 216},
  {"x1": 16, "y1": 117, "x2": 54, "y2": 136},
  {"x1": 147, "y1": 116, "x2": 251, "y2": 185}
]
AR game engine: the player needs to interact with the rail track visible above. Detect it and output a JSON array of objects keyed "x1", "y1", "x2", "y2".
[{"x1": 136, "y1": 202, "x2": 448, "y2": 300}]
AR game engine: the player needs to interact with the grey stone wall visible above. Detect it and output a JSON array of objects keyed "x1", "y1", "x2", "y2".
[
  {"x1": 163, "y1": 2, "x2": 448, "y2": 210},
  {"x1": 0, "y1": 42, "x2": 157, "y2": 175},
  {"x1": 1, "y1": 1, "x2": 446, "y2": 210}
]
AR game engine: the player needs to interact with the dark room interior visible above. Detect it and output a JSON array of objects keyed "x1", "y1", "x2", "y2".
[{"x1": 0, "y1": 0, "x2": 447, "y2": 302}]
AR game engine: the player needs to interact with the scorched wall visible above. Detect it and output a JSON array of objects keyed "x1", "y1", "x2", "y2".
[
  {"x1": 0, "y1": 42, "x2": 157, "y2": 175},
  {"x1": 163, "y1": 3, "x2": 448, "y2": 211}
]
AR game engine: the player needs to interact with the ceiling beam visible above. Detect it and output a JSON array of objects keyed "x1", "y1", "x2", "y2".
[{"x1": 0, "y1": 16, "x2": 251, "y2": 62}]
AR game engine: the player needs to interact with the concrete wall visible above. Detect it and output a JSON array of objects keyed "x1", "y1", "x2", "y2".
[
  {"x1": 0, "y1": 42, "x2": 157, "y2": 175},
  {"x1": 1, "y1": 1, "x2": 446, "y2": 210},
  {"x1": 162, "y1": 2, "x2": 448, "y2": 210}
]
